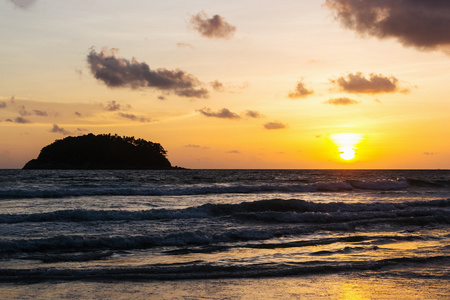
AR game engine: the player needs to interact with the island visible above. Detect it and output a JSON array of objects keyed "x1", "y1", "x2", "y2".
[{"x1": 23, "y1": 133, "x2": 178, "y2": 170}]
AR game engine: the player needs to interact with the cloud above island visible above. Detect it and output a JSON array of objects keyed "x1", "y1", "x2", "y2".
[
  {"x1": 331, "y1": 72, "x2": 409, "y2": 94},
  {"x1": 326, "y1": 0, "x2": 450, "y2": 54},
  {"x1": 87, "y1": 47, "x2": 209, "y2": 98},
  {"x1": 50, "y1": 124, "x2": 70, "y2": 135},
  {"x1": 190, "y1": 11, "x2": 236, "y2": 39}
]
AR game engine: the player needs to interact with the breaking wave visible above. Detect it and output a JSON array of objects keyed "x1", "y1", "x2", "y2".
[{"x1": 0, "y1": 178, "x2": 435, "y2": 199}]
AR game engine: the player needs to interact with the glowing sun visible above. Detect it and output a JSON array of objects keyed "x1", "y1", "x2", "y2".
[{"x1": 330, "y1": 133, "x2": 363, "y2": 161}]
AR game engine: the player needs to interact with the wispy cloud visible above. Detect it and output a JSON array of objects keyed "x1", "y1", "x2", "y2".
[
  {"x1": 9, "y1": 0, "x2": 36, "y2": 9},
  {"x1": 226, "y1": 150, "x2": 241, "y2": 154},
  {"x1": 244, "y1": 110, "x2": 263, "y2": 118},
  {"x1": 0, "y1": 102, "x2": 6, "y2": 108},
  {"x1": 197, "y1": 107, "x2": 240, "y2": 119},
  {"x1": 50, "y1": 124, "x2": 70, "y2": 135},
  {"x1": 324, "y1": 97, "x2": 360, "y2": 105},
  {"x1": 288, "y1": 79, "x2": 314, "y2": 99},
  {"x1": 326, "y1": 0, "x2": 450, "y2": 54},
  {"x1": 331, "y1": 72, "x2": 409, "y2": 94},
  {"x1": 184, "y1": 144, "x2": 210, "y2": 149},
  {"x1": 177, "y1": 42, "x2": 195, "y2": 49},
  {"x1": 190, "y1": 11, "x2": 236, "y2": 39},
  {"x1": 87, "y1": 47, "x2": 209, "y2": 98},
  {"x1": 197, "y1": 108, "x2": 263, "y2": 120},
  {"x1": 118, "y1": 112, "x2": 151, "y2": 123},
  {"x1": 264, "y1": 121, "x2": 287, "y2": 130},
  {"x1": 104, "y1": 100, "x2": 123, "y2": 111}
]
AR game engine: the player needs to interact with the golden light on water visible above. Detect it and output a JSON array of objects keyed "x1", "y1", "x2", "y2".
[{"x1": 330, "y1": 133, "x2": 363, "y2": 161}]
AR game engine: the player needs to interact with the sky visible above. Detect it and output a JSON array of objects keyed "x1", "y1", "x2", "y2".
[{"x1": 1, "y1": 0, "x2": 449, "y2": 169}]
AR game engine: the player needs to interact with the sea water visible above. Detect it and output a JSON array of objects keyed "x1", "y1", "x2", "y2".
[{"x1": 0, "y1": 169, "x2": 449, "y2": 299}]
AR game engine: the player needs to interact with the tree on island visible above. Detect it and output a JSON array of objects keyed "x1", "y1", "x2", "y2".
[{"x1": 23, "y1": 133, "x2": 177, "y2": 170}]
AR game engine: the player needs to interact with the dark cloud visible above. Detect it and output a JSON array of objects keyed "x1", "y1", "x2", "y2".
[
  {"x1": 87, "y1": 47, "x2": 209, "y2": 98},
  {"x1": 288, "y1": 80, "x2": 314, "y2": 99},
  {"x1": 197, "y1": 107, "x2": 241, "y2": 119},
  {"x1": 157, "y1": 96, "x2": 166, "y2": 101},
  {"x1": 190, "y1": 11, "x2": 236, "y2": 39},
  {"x1": 50, "y1": 124, "x2": 70, "y2": 135},
  {"x1": 264, "y1": 121, "x2": 286, "y2": 130},
  {"x1": 75, "y1": 111, "x2": 82, "y2": 117},
  {"x1": 324, "y1": 97, "x2": 360, "y2": 105},
  {"x1": 331, "y1": 72, "x2": 408, "y2": 94},
  {"x1": 244, "y1": 110, "x2": 263, "y2": 118},
  {"x1": 118, "y1": 112, "x2": 151, "y2": 122},
  {"x1": 210, "y1": 80, "x2": 225, "y2": 92},
  {"x1": 0, "y1": 102, "x2": 6, "y2": 108},
  {"x1": 32, "y1": 110, "x2": 48, "y2": 116},
  {"x1": 9, "y1": 0, "x2": 36, "y2": 9},
  {"x1": 326, "y1": 0, "x2": 450, "y2": 53},
  {"x1": 9, "y1": 117, "x2": 31, "y2": 124}
]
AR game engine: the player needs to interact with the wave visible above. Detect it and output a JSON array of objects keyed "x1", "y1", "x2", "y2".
[
  {"x1": 1, "y1": 255, "x2": 448, "y2": 282},
  {"x1": 1, "y1": 198, "x2": 448, "y2": 224},
  {"x1": 0, "y1": 179, "x2": 422, "y2": 199}
]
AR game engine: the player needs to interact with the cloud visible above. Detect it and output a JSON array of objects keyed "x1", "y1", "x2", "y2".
[
  {"x1": 244, "y1": 110, "x2": 263, "y2": 118},
  {"x1": 185, "y1": 144, "x2": 210, "y2": 149},
  {"x1": 104, "y1": 100, "x2": 123, "y2": 111},
  {"x1": 190, "y1": 11, "x2": 236, "y2": 39},
  {"x1": 87, "y1": 47, "x2": 209, "y2": 98},
  {"x1": 50, "y1": 124, "x2": 70, "y2": 135},
  {"x1": 326, "y1": 0, "x2": 450, "y2": 53},
  {"x1": 210, "y1": 80, "x2": 225, "y2": 92},
  {"x1": 288, "y1": 80, "x2": 314, "y2": 98},
  {"x1": 0, "y1": 102, "x2": 6, "y2": 108},
  {"x1": 264, "y1": 121, "x2": 286, "y2": 130},
  {"x1": 118, "y1": 112, "x2": 151, "y2": 122},
  {"x1": 32, "y1": 110, "x2": 48, "y2": 116},
  {"x1": 324, "y1": 97, "x2": 360, "y2": 105},
  {"x1": 177, "y1": 42, "x2": 195, "y2": 49},
  {"x1": 331, "y1": 72, "x2": 408, "y2": 94},
  {"x1": 18, "y1": 106, "x2": 31, "y2": 116},
  {"x1": 424, "y1": 152, "x2": 438, "y2": 156},
  {"x1": 9, "y1": 0, "x2": 36, "y2": 9},
  {"x1": 7, "y1": 117, "x2": 31, "y2": 124},
  {"x1": 226, "y1": 150, "x2": 241, "y2": 154},
  {"x1": 197, "y1": 107, "x2": 240, "y2": 119},
  {"x1": 75, "y1": 111, "x2": 82, "y2": 117}
]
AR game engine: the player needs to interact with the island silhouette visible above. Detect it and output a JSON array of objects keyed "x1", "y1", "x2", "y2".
[{"x1": 23, "y1": 133, "x2": 177, "y2": 170}]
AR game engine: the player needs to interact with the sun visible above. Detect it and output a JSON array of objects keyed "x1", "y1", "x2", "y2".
[
  {"x1": 330, "y1": 133, "x2": 363, "y2": 161},
  {"x1": 339, "y1": 146, "x2": 356, "y2": 160}
]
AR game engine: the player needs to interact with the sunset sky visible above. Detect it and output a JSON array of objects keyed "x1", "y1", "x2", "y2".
[{"x1": 1, "y1": 0, "x2": 449, "y2": 169}]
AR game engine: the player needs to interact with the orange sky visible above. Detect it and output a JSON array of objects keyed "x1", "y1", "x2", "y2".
[{"x1": 1, "y1": 0, "x2": 449, "y2": 169}]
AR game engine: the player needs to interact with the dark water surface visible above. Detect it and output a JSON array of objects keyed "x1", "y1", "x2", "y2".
[{"x1": 0, "y1": 169, "x2": 449, "y2": 298}]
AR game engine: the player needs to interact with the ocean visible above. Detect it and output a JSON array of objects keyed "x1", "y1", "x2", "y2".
[{"x1": 0, "y1": 169, "x2": 449, "y2": 299}]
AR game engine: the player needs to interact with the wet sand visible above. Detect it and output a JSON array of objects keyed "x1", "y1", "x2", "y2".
[{"x1": 1, "y1": 272, "x2": 448, "y2": 299}]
